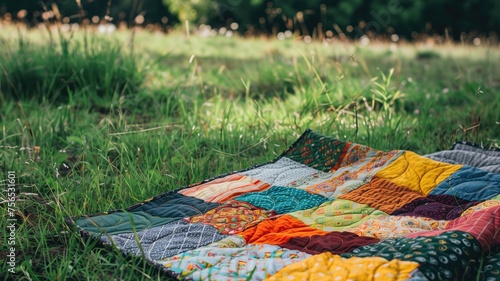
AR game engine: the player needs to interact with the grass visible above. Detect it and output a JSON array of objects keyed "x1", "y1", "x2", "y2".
[{"x1": 0, "y1": 24, "x2": 499, "y2": 280}]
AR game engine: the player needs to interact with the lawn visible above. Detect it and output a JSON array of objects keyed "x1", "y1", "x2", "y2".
[{"x1": 0, "y1": 24, "x2": 499, "y2": 280}]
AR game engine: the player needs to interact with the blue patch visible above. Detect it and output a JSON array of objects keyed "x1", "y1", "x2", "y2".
[{"x1": 430, "y1": 166, "x2": 500, "y2": 201}]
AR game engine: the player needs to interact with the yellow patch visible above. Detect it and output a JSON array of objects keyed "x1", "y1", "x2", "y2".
[
  {"x1": 374, "y1": 151, "x2": 462, "y2": 195},
  {"x1": 265, "y1": 253, "x2": 419, "y2": 281}
]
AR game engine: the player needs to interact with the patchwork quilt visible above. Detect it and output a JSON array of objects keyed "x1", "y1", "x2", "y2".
[{"x1": 69, "y1": 129, "x2": 500, "y2": 281}]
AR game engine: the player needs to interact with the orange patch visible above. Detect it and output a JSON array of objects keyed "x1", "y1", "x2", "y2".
[
  {"x1": 240, "y1": 215, "x2": 329, "y2": 245},
  {"x1": 339, "y1": 178, "x2": 424, "y2": 214}
]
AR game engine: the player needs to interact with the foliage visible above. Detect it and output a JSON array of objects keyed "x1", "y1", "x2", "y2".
[
  {"x1": 0, "y1": 0, "x2": 499, "y2": 39},
  {"x1": 161, "y1": 0, "x2": 214, "y2": 23}
]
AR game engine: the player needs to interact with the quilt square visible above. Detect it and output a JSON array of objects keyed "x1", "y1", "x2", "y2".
[
  {"x1": 374, "y1": 151, "x2": 463, "y2": 195},
  {"x1": 179, "y1": 174, "x2": 270, "y2": 202}
]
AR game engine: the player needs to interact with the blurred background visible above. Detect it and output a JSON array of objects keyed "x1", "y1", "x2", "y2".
[{"x1": 1, "y1": 0, "x2": 499, "y2": 42}]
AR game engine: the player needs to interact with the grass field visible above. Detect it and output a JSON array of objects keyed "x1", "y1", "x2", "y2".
[{"x1": 0, "y1": 24, "x2": 499, "y2": 280}]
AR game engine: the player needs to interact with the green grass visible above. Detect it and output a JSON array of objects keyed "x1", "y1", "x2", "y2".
[{"x1": 0, "y1": 24, "x2": 499, "y2": 280}]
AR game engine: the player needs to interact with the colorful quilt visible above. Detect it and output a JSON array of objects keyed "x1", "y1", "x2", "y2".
[{"x1": 69, "y1": 129, "x2": 500, "y2": 281}]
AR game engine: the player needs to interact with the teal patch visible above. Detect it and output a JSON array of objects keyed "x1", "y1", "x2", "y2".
[{"x1": 235, "y1": 186, "x2": 328, "y2": 214}]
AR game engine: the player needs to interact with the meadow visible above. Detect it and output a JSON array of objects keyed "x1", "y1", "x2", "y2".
[{"x1": 0, "y1": 24, "x2": 499, "y2": 280}]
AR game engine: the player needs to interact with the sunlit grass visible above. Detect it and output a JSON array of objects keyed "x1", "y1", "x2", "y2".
[{"x1": 0, "y1": 24, "x2": 499, "y2": 280}]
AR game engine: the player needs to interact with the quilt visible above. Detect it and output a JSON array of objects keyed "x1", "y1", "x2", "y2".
[{"x1": 69, "y1": 129, "x2": 500, "y2": 281}]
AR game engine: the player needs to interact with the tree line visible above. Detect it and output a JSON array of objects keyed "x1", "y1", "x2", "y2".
[{"x1": 1, "y1": 0, "x2": 498, "y2": 40}]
